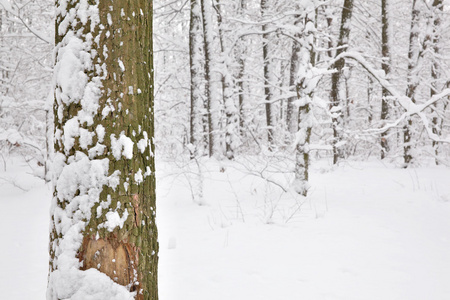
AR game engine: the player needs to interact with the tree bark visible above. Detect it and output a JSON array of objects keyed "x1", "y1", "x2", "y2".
[
  {"x1": 261, "y1": 0, "x2": 275, "y2": 151},
  {"x1": 430, "y1": 0, "x2": 444, "y2": 164},
  {"x1": 292, "y1": 3, "x2": 316, "y2": 197},
  {"x1": 189, "y1": 0, "x2": 204, "y2": 158},
  {"x1": 330, "y1": 0, "x2": 354, "y2": 164},
  {"x1": 380, "y1": 0, "x2": 390, "y2": 159},
  {"x1": 49, "y1": 1, "x2": 158, "y2": 299},
  {"x1": 403, "y1": 0, "x2": 420, "y2": 166},
  {"x1": 287, "y1": 30, "x2": 301, "y2": 134},
  {"x1": 236, "y1": 0, "x2": 246, "y2": 138},
  {"x1": 200, "y1": 0, "x2": 221, "y2": 157},
  {"x1": 214, "y1": 0, "x2": 238, "y2": 159}
]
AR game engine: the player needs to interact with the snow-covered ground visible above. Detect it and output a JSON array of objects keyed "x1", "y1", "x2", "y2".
[{"x1": 1, "y1": 157, "x2": 450, "y2": 299}]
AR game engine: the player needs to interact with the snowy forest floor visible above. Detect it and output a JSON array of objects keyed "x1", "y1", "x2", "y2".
[{"x1": 1, "y1": 156, "x2": 450, "y2": 299}]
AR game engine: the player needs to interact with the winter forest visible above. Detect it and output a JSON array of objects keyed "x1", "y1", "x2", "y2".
[{"x1": 1, "y1": 0, "x2": 450, "y2": 299}]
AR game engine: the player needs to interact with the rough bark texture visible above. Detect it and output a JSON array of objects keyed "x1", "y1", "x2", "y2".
[
  {"x1": 50, "y1": 1, "x2": 158, "y2": 299},
  {"x1": 403, "y1": 0, "x2": 419, "y2": 166},
  {"x1": 201, "y1": 0, "x2": 221, "y2": 157},
  {"x1": 380, "y1": 0, "x2": 390, "y2": 159},
  {"x1": 430, "y1": 0, "x2": 444, "y2": 164},
  {"x1": 330, "y1": 0, "x2": 354, "y2": 164}
]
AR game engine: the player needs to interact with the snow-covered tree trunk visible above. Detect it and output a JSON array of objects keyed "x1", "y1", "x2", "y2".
[
  {"x1": 237, "y1": 53, "x2": 246, "y2": 136},
  {"x1": 189, "y1": 0, "x2": 204, "y2": 158},
  {"x1": 201, "y1": 0, "x2": 222, "y2": 157},
  {"x1": 214, "y1": 0, "x2": 238, "y2": 160},
  {"x1": 292, "y1": 1, "x2": 317, "y2": 196},
  {"x1": 49, "y1": 1, "x2": 158, "y2": 299},
  {"x1": 261, "y1": 0, "x2": 275, "y2": 151},
  {"x1": 330, "y1": 0, "x2": 353, "y2": 164},
  {"x1": 430, "y1": 0, "x2": 444, "y2": 164},
  {"x1": 236, "y1": 0, "x2": 246, "y2": 138},
  {"x1": 287, "y1": 29, "x2": 301, "y2": 134},
  {"x1": 380, "y1": 0, "x2": 390, "y2": 159},
  {"x1": 403, "y1": 0, "x2": 420, "y2": 166}
]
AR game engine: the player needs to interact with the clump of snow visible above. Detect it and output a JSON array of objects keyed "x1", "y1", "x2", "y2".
[
  {"x1": 95, "y1": 125, "x2": 105, "y2": 142},
  {"x1": 144, "y1": 166, "x2": 152, "y2": 177},
  {"x1": 137, "y1": 131, "x2": 149, "y2": 153},
  {"x1": 100, "y1": 209, "x2": 129, "y2": 232},
  {"x1": 134, "y1": 168, "x2": 143, "y2": 184},
  {"x1": 111, "y1": 133, "x2": 134, "y2": 160},
  {"x1": 48, "y1": 268, "x2": 135, "y2": 300},
  {"x1": 118, "y1": 58, "x2": 125, "y2": 72}
]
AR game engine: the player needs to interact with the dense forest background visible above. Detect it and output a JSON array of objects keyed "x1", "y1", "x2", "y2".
[{"x1": 1, "y1": 0, "x2": 449, "y2": 196}]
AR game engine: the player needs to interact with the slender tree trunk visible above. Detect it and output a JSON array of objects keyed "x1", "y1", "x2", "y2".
[
  {"x1": 261, "y1": 0, "x2": 275, "y2": 151},
  {"x1": 189, "y1": 0, "x2": 204, "y2": 158},
  {"x1": 49, "y1": 1, "x2": 158, "y2": 299},
  {"x1": 330, "y1": 0, "x2": 354, "y2": 164},
  {"x1": 380, "y1": 0, "x2": 390, "y2": 159},
  {"x1": 237, "y1": 57, "x2": 245, "y2": 136},
  {"x1": 237, "y1": 0, "x2": 246, "y2": 137},
  {"x1": 292, "y1": 3, "x2": 316, "y2": 197},
  {"x1": 367, "y1": 76, "x2": 374, "y2": 124},
  {"x1": 287, "y1": 30, "x2": 300, "y2": 134},
  {"x1": 430, "y1": 0, "x2": 443, "y2": 164},
  {"x1": 214, "y1": 0, "x2": 238, "y2": 159},
  {"x1": 403, "y1": 0, "x2": 420, "y2": 166},
  {"x1": 201, "y1": 0, "x2": 221, "y2": 157}
]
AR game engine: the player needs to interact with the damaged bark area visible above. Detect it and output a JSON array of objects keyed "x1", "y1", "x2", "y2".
[
  {"x1": 80, "y1": 236, "x2": 139, "y2": 291},
  {"x1": 77, "y1": 194, "x2": 145, "y2": 292}
]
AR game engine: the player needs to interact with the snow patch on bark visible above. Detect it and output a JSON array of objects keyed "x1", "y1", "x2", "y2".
[
  {"x1": 49, "y1": 1, "x2": 135, "y2": 298},
  {"x1": 111, "y1": 133, "x2": 134, "y2": 160}
]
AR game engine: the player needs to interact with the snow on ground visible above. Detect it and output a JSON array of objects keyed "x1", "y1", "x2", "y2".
[
  {"x1": 1, "y1": 156, "x2": 450, "y2": 299},
  {"x1": 0, "y1": 158, "x2": 50, "y2": 299}
]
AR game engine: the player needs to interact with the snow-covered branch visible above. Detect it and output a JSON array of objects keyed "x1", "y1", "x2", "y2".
[
  {"x1": 335, "y1": 51, "x2": 450, "y2": 143},
  {"x1": 0, "y1": 0, "x2": 52, "y2": 44}
]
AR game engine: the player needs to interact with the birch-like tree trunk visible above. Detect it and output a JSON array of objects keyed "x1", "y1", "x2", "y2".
[
  {"x1": 214, "y1": 0, "x2": 238, "y2": 159},
  {"x1": 189, "y1": 0, "x2": 204, "y2": 158},
  {"x1": 287, "y1": 29, "x2": 301, "y2": 134},
  {"x1": 292, "y1": 1, "x2": 317, "y2": 196},
  {"x1": 49, "y1": 1, "x2": 158, "y2": 299}
]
